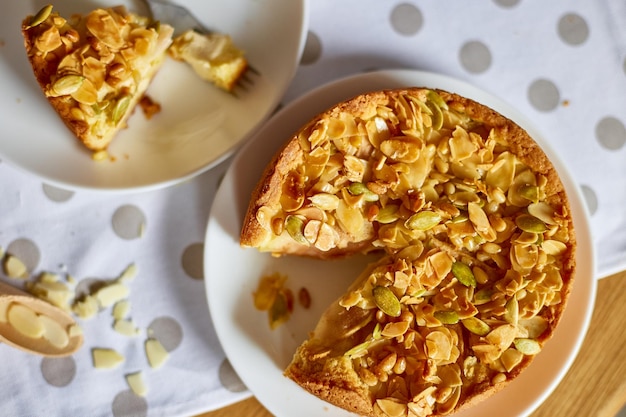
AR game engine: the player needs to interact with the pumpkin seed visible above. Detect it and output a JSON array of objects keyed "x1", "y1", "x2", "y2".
[
  {"x1": 372, "y1": 286, "x2": 401, "y2": 317},
  {"x1": 473, "y1": 288, "x2": 492, "y2": 305},
  {"x1": 514, "y1": 338, "x2": 541, "y2": 355},
  {"x1": 451, "y1": 261, "x2": 477, "y2": 287},
  {"x1": 375, "y1": 205, "x2": 400, "y2": 224},
  {"x1": 344, "y1": 340, "x2": 372, "y2": 358},
  {"x1": 285, "y1": 215, "x2": 309, "y2": 245},
  {"x1": 461, "y1": 317, "x2": 491, "y2": 336},
  {"x1": 268, "y1": 291, "x2": 290, "y2": 330},
  {"x1": 519, "y1": 185, "x2": 539, "y2": 203},
  {"x1": 347, "y1": 182, "x2": 379, "y2": 202},
  {"x1": 434, "y1": 310, "x2": 459, "y2": 324},
  {"x1": 427, "y1": 90, "x2": 449, "y2": 111},
  {"x1": 372, "y1": 322, "x2": 382, "y2": 339},
  {"x1": 405, "y1": 210, "x2": 442, "y2": 230},
  {"x1": 52, "y1": 75, "x2": 85, "y2": 96},
  {"x1": 27, "y1": 4, "x2": 53, "y2": 29},
  {"x1": 515, "y1": 214, "x2": 547, "y2": 234},
  {"x1": 112, "y1": 95, "x2": 131, "y2": 125},
  {"x1": 449, "y1": 212, "x2": 469, "y2": 223},
  {"x1": 426, "y1": 101, "x2": 443, "y2": 130}
]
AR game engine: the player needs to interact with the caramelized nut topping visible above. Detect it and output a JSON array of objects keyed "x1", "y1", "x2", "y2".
[
  {"x1": 22, "y1": 5, "x2": 173, "y2": 151},
  {"x1": 255, "y1": 89, "x2": 575, "y2": 417}
]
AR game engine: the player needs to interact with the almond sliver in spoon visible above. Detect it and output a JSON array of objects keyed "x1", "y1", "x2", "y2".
[{"x1": 0, "y1": 280, "x2": 83, "y2": 357}]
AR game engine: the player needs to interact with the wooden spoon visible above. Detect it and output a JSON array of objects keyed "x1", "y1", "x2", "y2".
[{"x1": 0, "y1": 280, "x2": 83, "y2": 357}]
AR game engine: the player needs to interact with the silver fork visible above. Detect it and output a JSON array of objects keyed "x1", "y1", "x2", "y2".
[{"x1": 140, "y1": 0, "x2": 258, "y2": 90}]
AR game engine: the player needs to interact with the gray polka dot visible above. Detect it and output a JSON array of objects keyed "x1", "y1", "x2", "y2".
[
  {"x1": 528, "y1": 79, "x2": 560, "y2": 112},
  {"x1": 580, "y1": 185, "x2": 598, "y2": 215},
  {"x1": 300, "y1": 31, "x2": 322, "y2": 65},
  {"x1": 558, "y1": 13, "x2": 589, "y2": 46},
  {"x1": 41, "y1": 357, "x2": 76, "y2": 387},
  {"x1": 112, "y1": 205, "x2": 146, "y2": 240},
  {"x1": 112, "y1": 390, "x2": 148, "y2": 417},
  {"x1": 181, "y1": 242, "x2": 204, "y2": 280},
  {"x1": 219, "y1": 359, "x2": 247, "y2": 393},
  {"x1": 42, "y1": 183, "x2": 74, "y2": 202},
  {"x1": 595, "y1": 116, "x2": 626, "y2": 150},
  {"x1": 459, "y1": 41, "x2": 492, "y2": 74},
  {"x1": 390, "y1": 3, "x2": 423, "y2": 36},
  {"x1": 148, "y1": 316, "x2": 183, "y2": 351},
  {"x1": 6, "y1": 238, "x2": 40, "y2": 275},
  {"x1": 493, "y1": 0, "x2": 520, "y2": 8}
]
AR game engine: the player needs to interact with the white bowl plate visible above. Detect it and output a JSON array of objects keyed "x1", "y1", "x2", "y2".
[
  {"x1": 0, "y1": 0, "x2": 308, "y2": 192},
  {"x1": 205, "y1": 70, "x2": 596, "y2": 417}
]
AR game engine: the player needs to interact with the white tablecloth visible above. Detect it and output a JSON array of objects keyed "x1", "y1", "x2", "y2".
[{"x1": 1, "y1": 0, "x2": 625, "y2": 416}]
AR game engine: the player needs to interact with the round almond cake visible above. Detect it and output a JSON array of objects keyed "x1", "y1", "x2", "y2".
[{"x1": 240, "y1": 88, "x2": 576, "y2": 417}]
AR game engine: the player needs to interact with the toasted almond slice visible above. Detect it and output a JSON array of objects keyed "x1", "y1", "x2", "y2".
[
  {"x1": 126, "y1": 371, "x2": 148, "y2": 397},
  {"x1": 8, "y1": 303, "x2": 44, "y2": 338},
  {"x1": 145, "y1": 338, "x2": 169, "y2": 369},
  {"x1": 92, "y1": 348, "x2": 124, "y2": 369},
  {"x1": 113, "y1": 319, "x2": 140, "y2": 337},
  {"x1": 112, "y1": 299, "x2": 131, "y2": 320},
  {"x1": 40, "y1": 314, "x2": 70, "y2": 349},
  {"x1": 3, "y1": 255, "x2": 28, "y2": 279},
  {"x1": 95, "y1": 283, "x2": 129, "y2": 308}
]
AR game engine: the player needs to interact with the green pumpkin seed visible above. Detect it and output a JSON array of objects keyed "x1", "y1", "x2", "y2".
[
  {"x1": 112, "y1": 95, "x2": 131, "y2": 125},
  {"x1": 375, "y1": 205, "x2": 400, "y2": 224},
  {"x1": 515, "y1": 214, "x2": 547, "y2": 234},
  {"x1": 344, "y1": 322, "x2": 384, "y2": 357},
  {"x1": 514, "y1": 338, "x2": 541, "y2": 355},
  {"x1": 427, "y1": 90, "x2": 449, "y2": 111},
  {"x1": 268, "y1": 291, "x2": 289, "y2": 330},
  {"x1": 372, "y1": 322, "x2": 382, "y2": 339},
  {"x1": 27, "y1": 4, "x2": 53, "y2": 29},
  {"x1": 426, "y1": 101, "x2": 443, "y2": 130},
  {"x1": 405, "y1": 210, "x2": 442, "y2": 231},
  {"x1": 451, "y1": 261, "x2": 476, "y2": 287},
  {"x1": 473, "y1": 288, "x2": 493, "y2": 305},
  {"x1": 434, "y1": 310, "x2": 459, "y2": 324},
  {"x1": 347, "y1": 182, "x2": 379, "y2": 202},
  {"x1": 519, "y1": 185, "x2": 539, "y2": 203},
  {"x1": 52, "y1": 75, "x2": 85, "y2": 96},
  {"x1": 461, "y1": 317, "x2": 491, "y2": 336},
  {"x1": 449, "y1": 212, "x2": 469, "y2": 223},
  {"x1": 372, "y1": 286, "x2": 401, "y2": 317},
  {"x1": 284, "y1": 215, "x2": 309, "y2": 245},
  {"x1": 344, "y1": 340, "x2": 372, "y2": 358}
]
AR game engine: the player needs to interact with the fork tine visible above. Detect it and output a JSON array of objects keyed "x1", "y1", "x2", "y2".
[
  {"x1": 142, "y1": 0, "x2": 212, "y2": 36},
  {"x1": 142, "y1": 0, "x2": 260, "y2": 92},
  {"x1": 247, "y1": 65, "x2": 260, "y2": 75}
]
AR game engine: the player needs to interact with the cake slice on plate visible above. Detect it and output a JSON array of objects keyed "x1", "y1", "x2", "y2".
[
  {"x1": 168, "y1": 29, "x2": 248, "y2": 93},
  {"x1": 21, "y1": 5, "x2": 174, "y2": 153}
]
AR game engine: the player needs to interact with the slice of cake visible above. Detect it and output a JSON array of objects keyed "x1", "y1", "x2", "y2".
[
  {"x1": 168, "y1": 29, "x2": 248, "y2": 92},
  {"x1": 21, "y1": 5, "x2": 174, "y2": 152},
  {"x1": 241, "y1": 88, "x2": 576, "y2": 416}
]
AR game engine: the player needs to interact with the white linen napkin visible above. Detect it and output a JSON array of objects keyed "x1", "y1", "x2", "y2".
[{"x1": 0, "y1": 0, "x2": 624, "y2": 416}]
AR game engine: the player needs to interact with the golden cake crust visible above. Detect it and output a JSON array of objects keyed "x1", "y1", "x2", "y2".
[{"x1": 241, "y1": 87, "x2": 576, "y2": 417}]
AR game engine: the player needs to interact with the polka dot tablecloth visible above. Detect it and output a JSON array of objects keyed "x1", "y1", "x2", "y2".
[{"x1": 0, "y1": 1, "x2": 625, "y2": 416}]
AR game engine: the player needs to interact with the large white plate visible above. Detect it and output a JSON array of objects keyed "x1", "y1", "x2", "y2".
[
  {"x1": 0, "y1": 0, "x2": 307, "y2": 192},
  {"x1": 205, "y1": 70, "x2": 596, "y2": 417}
]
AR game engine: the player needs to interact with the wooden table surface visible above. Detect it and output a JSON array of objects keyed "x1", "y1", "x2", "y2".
[{"x1": 197, "y1": 269, "x2": 626, "y2": 417}]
